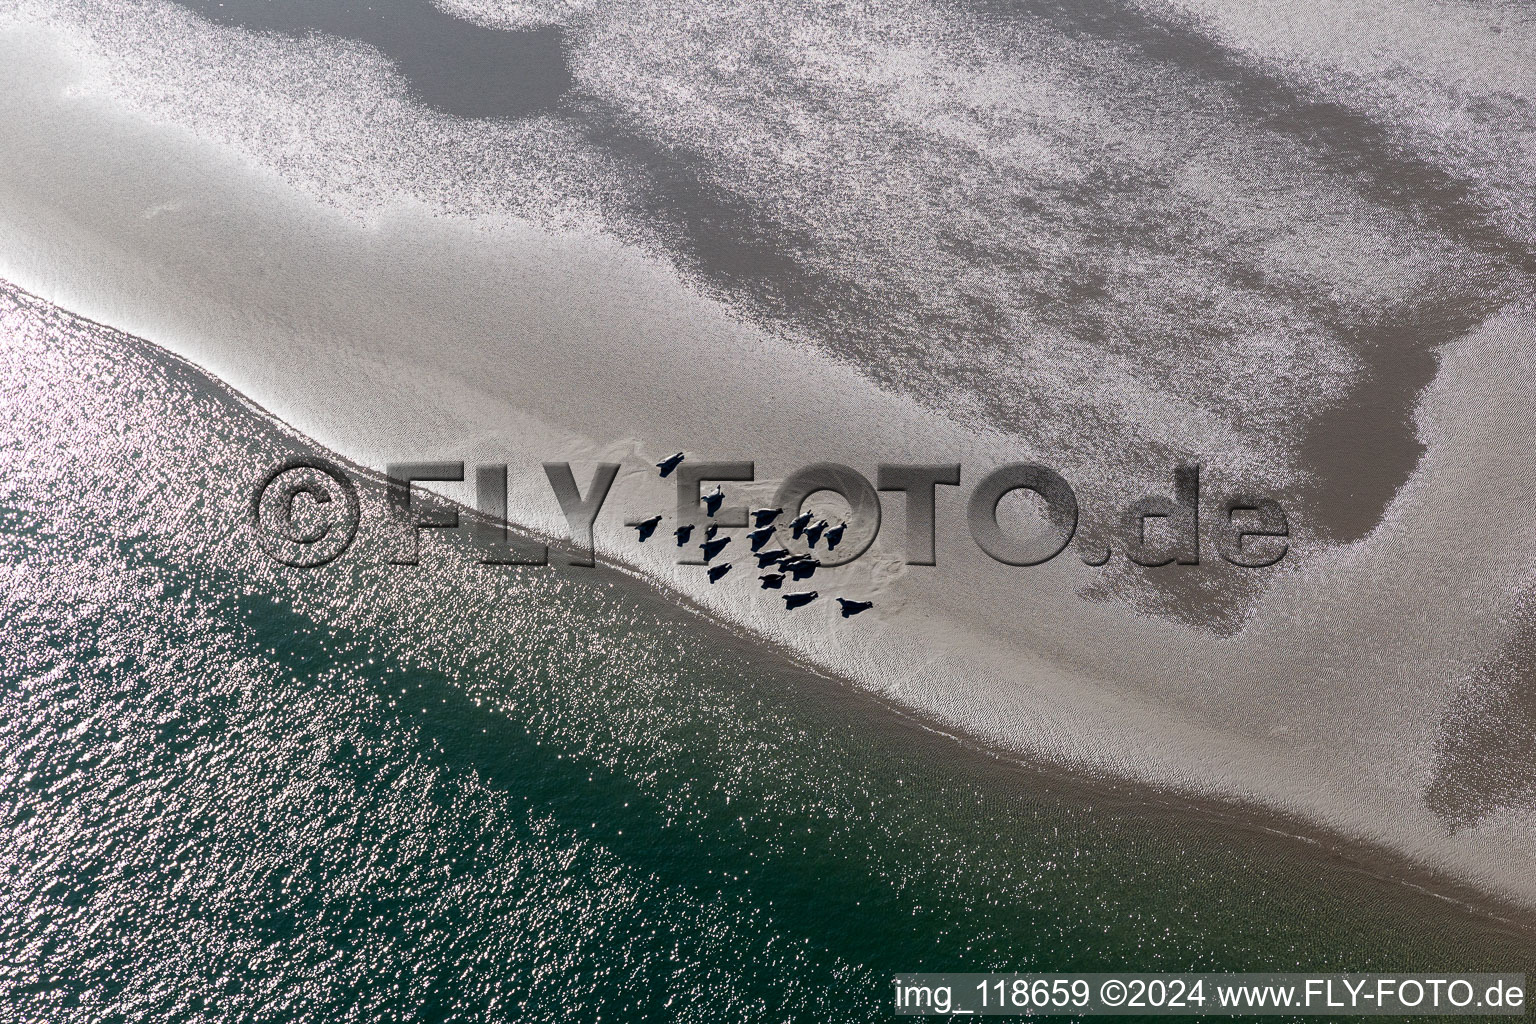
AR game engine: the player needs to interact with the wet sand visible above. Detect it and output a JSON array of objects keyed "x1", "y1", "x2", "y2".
[
  {"x1": 3, "y1": 276, "x2": 1533, "y2": 982},
  {"x1": 2, "y1": 0, "x2": 1535, "y2": 914}
]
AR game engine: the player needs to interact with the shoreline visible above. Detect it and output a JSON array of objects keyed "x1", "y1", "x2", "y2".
[
  {"x1": 17, "y1": 275, "x2": 1534, "y2": 945},
  {"x1": 4, "y1": 9, "x2": 1536, "y2": 917}
]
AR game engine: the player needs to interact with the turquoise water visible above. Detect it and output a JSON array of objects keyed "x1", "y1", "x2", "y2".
[{"x1": 0, "y1": 283, "x2": 1529, "y2": 1020}]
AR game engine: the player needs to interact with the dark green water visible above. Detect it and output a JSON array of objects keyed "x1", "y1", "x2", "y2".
[{"x1": 0, "y1": 282, "x2": 1529, "y2": 1021}]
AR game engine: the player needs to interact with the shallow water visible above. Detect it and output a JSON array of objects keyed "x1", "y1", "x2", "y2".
[
  {"x1": 1, "y1": 283, "x2": 1529, "y2": 1020},
  {"x1": 169, "y1": 0, "x2": 569, "y2": 117},
  {"x1": 5, "y1": 0, "x2": 1536, "y2": 1010}
]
